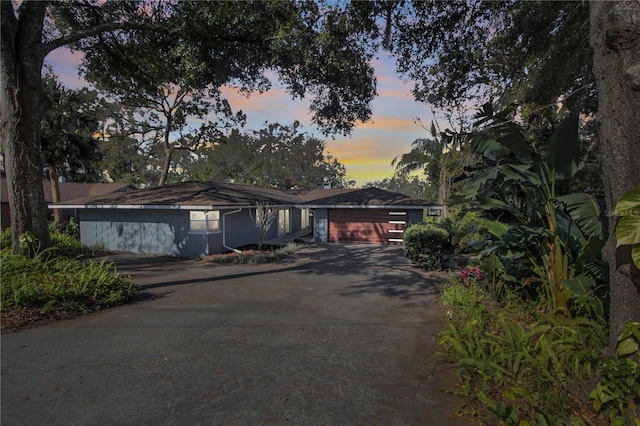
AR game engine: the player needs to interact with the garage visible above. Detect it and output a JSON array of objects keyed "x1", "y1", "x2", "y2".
[{"x1": 328, "y1": 209, "x2": 407, "y2": 244}]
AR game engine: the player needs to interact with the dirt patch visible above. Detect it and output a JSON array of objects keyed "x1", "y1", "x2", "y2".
[{"x1": 1, "y1": 307, "x2": 80, "y2": 334}]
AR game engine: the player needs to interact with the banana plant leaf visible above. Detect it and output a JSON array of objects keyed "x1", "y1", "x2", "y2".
[
  {"x1": 502, "y1": 225, "x2": 551, "y2": 245},
  {"x1": 478, "y1": 217, "x2": 510, "y2": 238},
  {"x1": 538, "y1": 114, "x2": 580, "y2": 180},
  {"x1": 493, "y1": 121, "x2": 532, "y2": 163},
  {"x1": 554, "y1": 193, "x2": 604, "y2": 240}
]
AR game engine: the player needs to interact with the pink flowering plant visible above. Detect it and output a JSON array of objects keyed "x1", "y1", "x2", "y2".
[{"x1": 457, "y1": 265, "x2": 483, "y2": 283}]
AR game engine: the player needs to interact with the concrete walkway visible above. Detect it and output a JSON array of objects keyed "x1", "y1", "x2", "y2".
[{"x1": 1, "y1": 244, "x2": 462, "y2": 425}]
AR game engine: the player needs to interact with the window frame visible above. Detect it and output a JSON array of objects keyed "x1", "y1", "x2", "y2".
[
  {"x1": 189, "y1": 210, "x2": 221, "y2": 234},
  {"x1": 278, "y1": 208, "x2": 290, "y2": 236}
]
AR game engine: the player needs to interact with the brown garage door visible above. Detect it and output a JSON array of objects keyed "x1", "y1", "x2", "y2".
[{"x1": 328, "y1": 209, "x2": 407, "y2": 244}]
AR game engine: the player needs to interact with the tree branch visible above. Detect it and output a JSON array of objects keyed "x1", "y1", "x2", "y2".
[{"x1": 42, "y1": 21, "x2": 172, "y2": 56}]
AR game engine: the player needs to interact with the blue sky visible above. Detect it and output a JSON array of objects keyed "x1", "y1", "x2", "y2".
[{"x1": 45, "y1": 48, "x2": 431, "y2": 187}]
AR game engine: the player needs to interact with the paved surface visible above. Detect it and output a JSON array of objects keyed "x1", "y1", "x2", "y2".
[{"x1": 1, "y1": 244, "x2": 461, "y2": 425}]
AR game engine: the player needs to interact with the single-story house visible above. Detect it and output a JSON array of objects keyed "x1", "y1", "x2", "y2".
[
  {"x1": 0, "y1": 177, "x2": 130, "y2": 230},
  {"x1": 50, "y1": 181, "x2": 442, "y2": 257}
]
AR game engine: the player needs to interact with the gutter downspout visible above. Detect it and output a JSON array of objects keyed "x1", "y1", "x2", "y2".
[{"x1": 222, "y1": 208, "x2": 243, "y2": 254}]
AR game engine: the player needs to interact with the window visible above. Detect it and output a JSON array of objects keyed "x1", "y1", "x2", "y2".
[
  {"x1": 278, "y1": 209, "x2": 290, "y2": 236},
  {"x1": 190, "y1": 210, "x2": 220, "y2": 233},
  {"x1": 301, "y1": 208, "x2": 310, "y2": 229}
]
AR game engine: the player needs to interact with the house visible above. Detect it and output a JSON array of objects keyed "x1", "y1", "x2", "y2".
[
  {"x1": 0, "y1": 177, "x2": 130, "y2": 230},
  {"x1": 50, "y1": 181, "x2": 442, "y2": 257}
]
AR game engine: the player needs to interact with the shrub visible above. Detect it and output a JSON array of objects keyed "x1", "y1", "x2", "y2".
[
  {"x1": 404, "y1": 223, "x2": 449, "y2": 270},
  {"x1": 590, "y1": 321, "x2": 640, "y2": 425},
  {"x1": 438, "y1": 279, "x2": 608, "y2": 424},
  {"x1": 1, "y1": 251, "x2": 135, "y2": 316},
  {"x1": 207, "y1": 242, "x2": 298, "y2": 264}
]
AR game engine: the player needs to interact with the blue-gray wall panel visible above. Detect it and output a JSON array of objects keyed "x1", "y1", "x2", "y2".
[
  {"x1": 79, "y1": 209, "x2": 208, "y2": 257},
  {"x1": 408, "y1": 210, "x2": 424, "y2": 225}
]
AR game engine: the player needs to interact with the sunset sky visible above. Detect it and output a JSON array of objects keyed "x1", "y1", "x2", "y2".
[{"x1": 45, "y1": 48, "x2": 432, "y2": 187}]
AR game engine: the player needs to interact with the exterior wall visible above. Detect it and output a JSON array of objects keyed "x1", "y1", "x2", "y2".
[
  {"x1": 407, "y1": 210, "x2": 424, "y2": 225},
  {"x1": 79, "y1": 208, "x2": 209, "y2": 257},
  {"x1": 313, "y1": 208, "x2": 329, "y2": 243},
  {"x1": 224, "y1": 208, "x2": 264, "y2": 249}
]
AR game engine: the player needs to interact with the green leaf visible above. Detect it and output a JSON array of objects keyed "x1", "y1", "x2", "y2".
[
  {"x1": 613, "y1": 184, "x2": 640, "y2": 215},
  {"x1": 539, "y1": 114, "x2": 579, "y2": 180},
  {"x1": 495, "y1": 122, "x2": 532, "y2": 163},
  {"x1": 555, "y1": 193, "x2": 604, "y2": 240},
  {"x1": 617, "y1": 337, "x2": 639, "y2": 356},
  {"x1": 616, "y1": 215, "x2": 640, "y2": 246},
  {"x1": 633, "y1": 245, "x2": 640, "y2": 269},
  {"x1": 562, "y1": 275, "x2": 596, "y2": 297},
  {"x1": 478, "y1": 218, "x2": 510, "y2": 238}
]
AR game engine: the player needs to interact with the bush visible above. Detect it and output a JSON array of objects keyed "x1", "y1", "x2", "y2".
[
  {"x1": 206, "y1": 242, "x2": 298, "y2": 264},
  {"x1": 438, "y1": 280, "x2": 608, "y2": 424},
  {"x1": 404, "y1": 223, "x2": 449, "y2": 270},
  {"x1": 1, "y1": 251, "x2": 135, "y2": 317}
]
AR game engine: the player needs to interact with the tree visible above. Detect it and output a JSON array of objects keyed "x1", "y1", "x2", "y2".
[
  {"x1": 590, "y1": 1, "x2": 640, "y2": 345},
  {"x1": 392, "y1": 121, "x2": 470, "y2": 217},
  {"x1": 363, "y1": 175, "x2": 428, "y2": 199},
  {"x1": 250, "y1": 201, "x2": 279, "y2": 250},
  {"x1": 1, "y1": 1, "x2": 376, "y2": 253},
  {"x1": 41, "y1": 75, "x2": 102, "y2": 224},
  {"x1": 193, "y1": 122, "x2": 354, "y2": 190}
]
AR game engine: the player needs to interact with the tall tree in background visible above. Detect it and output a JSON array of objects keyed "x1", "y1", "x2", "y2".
[
  {"x1": 363, "y1": 175, "x2": 427, "y2": 199},
  {"x1": 193, "y1": 122, "x2": 353, "y2": 190},
  {"x1": 392, "y1": 122, "x2": 469, "y2": 217},
  {"x1": 590, "y1": 1, "x2": 640, "y2": 345},
  {"x1": 41, "y1": 75, "x2": 102, "y2": 224},
  {"x1": 1, "y1": 0, "x2": 376, "y2": 253}
]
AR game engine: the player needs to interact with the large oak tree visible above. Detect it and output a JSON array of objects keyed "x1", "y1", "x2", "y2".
[
  {"x1": 0, "y1": 0, "x2": 376, "y2": 253},
  {"x1": 590, "y1": 1, "x2": 640, "y2": 345}
]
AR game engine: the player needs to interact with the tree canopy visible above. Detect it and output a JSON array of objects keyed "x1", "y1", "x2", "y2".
[
  {"x1": 192, "y1": 122, "x2": 353, "y2": 190},
  {"x1": 1, "y1": 0, "x2": 378, "y2": 251}
]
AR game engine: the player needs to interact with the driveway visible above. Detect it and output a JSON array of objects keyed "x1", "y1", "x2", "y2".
[{"x1": 1, "y1": 244, "x2": 462, "y2": 425}]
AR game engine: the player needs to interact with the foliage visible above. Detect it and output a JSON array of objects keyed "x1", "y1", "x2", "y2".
[
  {"x1": 365, "y1": 1, "x2": 594, "y2": 116},
  {"x1": 403, "y1": 223, "x2": 449, "y2": 270},
  {"x1": 0, "y1": 251, "x2": 135, "y2": 316},
  {"x1": 193, "y1": 122, "x2": 354, "y2": 190},
  {"x1": 614, "y1": 184, "x2": 640, "y2": 269},
  {"x1": 206, "y1": 242, "x2": 298, "y2": 265},
  {"x1": 363, "y1": 175, "x2": 428, "y2": 199},
  {"x1": 590, "y1": 322, "x2": 640, "y2": 425},
  {"x1": 451, "y1": 105, "x2": 607, "y2": 318},
  {"x1": 392, "y1": 121, "x2": 472, "y2": 215},
  {"x1": 439, "y1": 280, "x2": 607, "y2": 424},
  {"x1": 477, "y1": 252, "x2": 518, "y2": 303},
  {"x1": 41, "y1": 75, "x2": 103, "y2": 184}
]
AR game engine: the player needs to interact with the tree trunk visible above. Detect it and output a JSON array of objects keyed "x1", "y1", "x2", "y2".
[
  {"x1": 590, "y1": 1, "x2": 640, "y2": 347},
  {"x1": 48, "y1": 163, "x2": 62, "y2": 226},
  {"x1": 1, "y1": 2, "x2": 51, "y2": 253}
]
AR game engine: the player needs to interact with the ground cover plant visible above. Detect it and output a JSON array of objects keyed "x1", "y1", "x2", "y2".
[
  {"x1": 0, "y1": 226, "x2": 134, "y2": 333},
  {"x1": 438, "y1": 278, "x2": 609, "y2": 425},
  {"x1": 206, "y1": 242, "x2": 298, "y2": 265},
  {"x1": 428, "y1": 107, "x2": 639, "y2": 424}
]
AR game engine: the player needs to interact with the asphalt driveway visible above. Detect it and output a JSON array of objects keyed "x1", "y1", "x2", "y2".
[{"x1": 1, "y1": 244, "x2": 461, "y2": 425}]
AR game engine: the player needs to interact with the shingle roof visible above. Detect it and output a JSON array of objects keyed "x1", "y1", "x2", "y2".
[
  {"x1": 52, "y1": 181, "x2": 301, "y2": 207},
  {"x1": 297, "y1": 187, "x2": 433, "y2": 207},
  {"x1": 50, "y1": 181, "x2": 439, "y2": 209}
]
